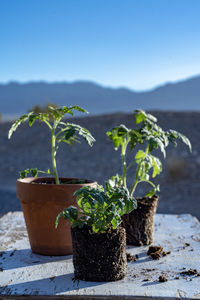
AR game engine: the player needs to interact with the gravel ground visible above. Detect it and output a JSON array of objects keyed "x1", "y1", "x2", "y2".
[{"x1": 0, "y1": 111, "x2": 200, "y2": 219}]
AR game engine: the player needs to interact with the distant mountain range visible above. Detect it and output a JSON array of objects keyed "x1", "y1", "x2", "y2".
[{"x1": 0, "y1": 75, "x2": 200, "y2": 120}]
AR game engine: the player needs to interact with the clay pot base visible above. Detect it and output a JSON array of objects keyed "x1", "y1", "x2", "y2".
[
  {"x1": 71, "y1": 226, "x2": 127, "y2": 282},
  {"x1": 122, "y1": 195, "x2": 158, "y2": 246},
  {"x1": 17, "y1": 177, "x2": 97, "y2": 256}
]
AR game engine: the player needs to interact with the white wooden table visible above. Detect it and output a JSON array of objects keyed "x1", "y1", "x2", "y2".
[{"x1": 0, "y1": 212, "x2": 200, "y2": 299}]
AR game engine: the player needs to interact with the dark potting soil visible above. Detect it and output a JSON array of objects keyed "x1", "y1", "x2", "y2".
[
  {"x1": 71, "y1": 226, "x2": 127, "y2": 282},
  {"x1": 158, "y1": 275, "x2": 168, "y2": 282},
  {"x1": 162, "y1": 251, "x2": 171, "y2": 256},
  {"x1": 31, "y1": 178, "x2": 88, "y2": 185},
  {"x1": 122, "y1": 195, "x2": 158, "y2": 246},
  {"x1": 147, "y1": 245, "x2": 171, "y2": 260},
  {"x1": 147, "y1": 246, "x2": 163, "y2": 255},
  {"x1": 126, "y1": 252, "x2": 136, "y2": 262},
  {"x1": 180, "y1": 269, "x2": 200, "y2": 276},
  {"x1": 148, "y1": 246, "x2": 163, "y2": 260}
]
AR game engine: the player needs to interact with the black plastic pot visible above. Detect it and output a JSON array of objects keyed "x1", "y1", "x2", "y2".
[
  {"x1": 71, "y1": 225, "x2": 127, "y2": 281},
  {"x1": 122, "y1": 195, "x2": 158, "y2": 246}
]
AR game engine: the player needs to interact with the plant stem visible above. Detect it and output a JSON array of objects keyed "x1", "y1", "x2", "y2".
[
  {"x1": 129, "y1": 164, "x2": 140, "y2": 197},
  {"x1": 51, "y1": 129, "x2": 60, "y2": 184},
  {"x1": 126, "y1": 160, "x2": 135, "y2": 171},
  {"x1": 138, "y1": 179, "x2": 156, "y2": 188},
  {"x1": 121, "y1": 144, "x2": 127, "y2": 188},
  {"x1": 129, "y1": 145, "x2": 150, "y2": 197},
  {"x1": 43, "y1": 120, "x2": 52, "y2": 130}
]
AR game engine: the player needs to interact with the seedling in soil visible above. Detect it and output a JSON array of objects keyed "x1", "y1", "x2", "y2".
[
  {"x1": 8, "y1": 105, "x2": 95, "y2": 184},
  {"x1": 56, "y1": 181, "x2": 137, "y2": 233},
  {"x1": 107, "y1": 109, "x2": 192, "y2": 197}
]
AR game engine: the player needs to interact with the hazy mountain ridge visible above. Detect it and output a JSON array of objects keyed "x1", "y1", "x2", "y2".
[{"x1": 0, "y1": 75, "x2": 200, "y2": 117}]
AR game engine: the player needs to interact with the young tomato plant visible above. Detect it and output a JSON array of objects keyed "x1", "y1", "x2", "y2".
[
  {"x1": 56, "y1": 182, "x2": 137, "y2": 233},
  {"x1": 107, "y1": 110, "x2": 192, "y2": 197},
  {"x1": 8, "y1": 105, "x2": 95, "y2": 184}
]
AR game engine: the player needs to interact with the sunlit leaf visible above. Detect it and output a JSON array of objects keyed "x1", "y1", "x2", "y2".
[
  {"x1": 8, "y1": 113, "x2": 33, "y2": 139},
  {"x1": 145, "y1": 189, "x2": 156, "y2": 197},
  {"x1": 30, "y1": 168, "x2": 38, "y2": 177},
  {"x1": 57, "y1": 183, "x2": 137, "y2": 233},
  {"x1": 135, "y1": 150, "x2": 146, "y2": 162},
  {"x1": 169, "y1": 130, "x2": 192, "y2": 152}
]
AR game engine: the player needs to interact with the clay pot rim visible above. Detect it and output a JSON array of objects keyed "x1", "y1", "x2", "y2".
[{"x1": 17, "y1": 176, "x2": 97, "y2": 187}]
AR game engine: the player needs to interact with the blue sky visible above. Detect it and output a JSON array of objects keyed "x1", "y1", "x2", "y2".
[{"x1": 0, "y1": 0, "x2": 200, "y2": 90}]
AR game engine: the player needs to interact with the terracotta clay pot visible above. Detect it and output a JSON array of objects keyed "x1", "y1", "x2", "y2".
[
  {"x1": 122, "y1": 195, "x2": 158, "y2": 246},
  {"x1": 71, "y1": 226, "x2": 127, "y2": 282},
  {"x1": 17, "y1": 177, "x2": 97, "y2": 256}
]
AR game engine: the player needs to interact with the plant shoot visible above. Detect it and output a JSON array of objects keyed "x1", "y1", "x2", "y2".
[
  {"x1": 8, "y1": 105, "x2": 95, "y2": 184},
  {"x1": 107, "y1": 110, "x2": 191, "y2": 197},
  {"x1": 56, "y1": 182, "x2": 137, "y2": 233}
]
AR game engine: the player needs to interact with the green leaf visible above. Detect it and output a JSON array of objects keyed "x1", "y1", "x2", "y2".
[
  {"x1": 19, "y1": 169, "x2": 30, "y2": 179},
  {"x1": 148, "y1": 137, "x2": 157, "y2": 152},
  {"x1": 30, "y1": 168, "x2": 38, "y2": 177},
  {"x1": 129, "y1": 129, "x2": 143, "y2": 149},
  {"x1": 169, "y1": 130, "x2": 192, "y2": 152},
  {"x1": 180, "y1": 134, "x2": 192, "y2": 152},
  {"x1": 71, "y1": 219, "x2": 85, "y2": 229},
  {"x1": 111, "y1": 217, "x2": 120, "y2": 229},
  {"x1": 138, "y1": 161, "x2": 150, "y2": 180},
  {"x1": 148, "y1": 137, "x2": 166, "y2": 157},
  {"x1": 71, "y1": 183, "x2": 137, "y2": 232},
  {"x1": 145, "y1": 188, "x2": 156, "y2": 197},
  {"x1": 69, "y1": 123, "x2": 95, "y2": 146},
  {"x1": 48, "y1": 106, "x2": 63, "y2": 119},
  {"x1": 135, "y1": 150, "x2": 146, "y2": 162},
  {"x1": 145, "y1": 184, "x2": 160, "y2": 197},
  {"x1": 8, "y1": 110, "x2": 52, "y2": 139},
  {"x1": 156, "y1": 138, "x2": 166, "y2": 158},
  {"x1": 66, "y1": 206, "x2": 78, "y2": 221},
  {"x1": 19, "y1": 168, "x2": 53, "y2": 179},
  {"x1": 123, "y1": 196, "x2": 137, "y2": 214},
  {"x1": 64, "y1": 127, "x2": 76, "y2": 140},
  {"x1": 151, "y1": 156, "x2": 162, "y2": 178},
  {"x1": 134, "y1": 110, "x2": 157, "y2": 123},
  {"x1": 56, "y1": 206, "x2": 78, "y2": 228},
  {"x1": 106, "y1": 125, "x2": 130, "y2": 150},
  {"x1": 61, "y1": 107, "x2": 74, "y2": 116},
  {"x1": 69, "y1": 105, "x2": 88, "y2": 113},
  {"x1": 134, "y1": 110, "x2": 147, "y2": 124},
  {"x1": 28, "y1": 114, "x2": 39, "y2": 127},
  {"x1": 47, "y1": 169, "x2": 51, "y2": 174},
  {"x1": 49, "y1": 105, "x2": 88, "y2": 120},
  {"x1": 56, "y1": 123, "x2": 95, "y2": 147},
  {"x1": 8, "y1": 113, "x2": 33, "y2": 139},
  {"x1": 108, "y1": 174, "x2": 123, "y2": 188},
  {"x1": 55, "y1": 212, "x2": 63, "y2": 228}
]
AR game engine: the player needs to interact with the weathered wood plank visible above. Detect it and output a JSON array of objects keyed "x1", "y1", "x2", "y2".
[{"x1": 0, "y1": 212, "x2": 200, "y2": 299}]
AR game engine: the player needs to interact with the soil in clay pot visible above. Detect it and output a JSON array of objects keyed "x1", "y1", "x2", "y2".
[
  {"x1": 122, "y1": 195, "x2": 158, "y2": 246},
  {"x1": 71, "y1": 226, "x2": 127, "y2": 282}
]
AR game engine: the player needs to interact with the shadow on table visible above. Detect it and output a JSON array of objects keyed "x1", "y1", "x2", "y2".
[
  {"x1": 126, "y1": 248, "x2": 151, "y2": 264},
  {"x1": 0, "y1": 273, "x2": 106, "y2": 295},
  {"x1": 1, "y1": 248, "x2": 72, "y2": 270},
  {"x1": 132, "y1": 250, "x2": 152, "y2": 264},
  {"x1": 142, "y1": 280, "x2": 164, "y2": 287}
]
